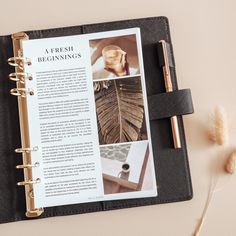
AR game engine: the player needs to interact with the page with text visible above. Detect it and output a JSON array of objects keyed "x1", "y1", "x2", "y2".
[{"x1": 22, "y1": 28, "x2": 157, "y2": 208}]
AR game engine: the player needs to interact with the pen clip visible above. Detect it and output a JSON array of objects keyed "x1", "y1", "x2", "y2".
[
  {"x1": 158, "y1": 40, "x2": 173, "y2": 91},
  {"x1": 157, "y1": 40, "x2": 174, "y2": 68}
]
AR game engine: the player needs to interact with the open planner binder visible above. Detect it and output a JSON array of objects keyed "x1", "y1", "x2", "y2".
[{"x1": 0, "y1": 16, "x2": 194, "y2": 224}]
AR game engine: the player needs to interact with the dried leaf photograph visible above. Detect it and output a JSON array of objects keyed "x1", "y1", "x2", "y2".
[{"x1": 93, "y1": 76, "x2": 147, "y2": 145}]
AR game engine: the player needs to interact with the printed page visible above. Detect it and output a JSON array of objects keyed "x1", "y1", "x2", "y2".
[{"x1": 22, "y1": 28, "x2": 157, "y2": 208}]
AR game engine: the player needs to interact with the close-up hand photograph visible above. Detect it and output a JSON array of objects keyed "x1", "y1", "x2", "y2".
[{"x1": 0, "y1": 0, "x2": 235, "y2": 235}]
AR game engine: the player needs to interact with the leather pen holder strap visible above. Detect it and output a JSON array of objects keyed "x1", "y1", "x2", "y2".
[{"x1": 148, "y1": 88, "x2": 194, "y2": 120}]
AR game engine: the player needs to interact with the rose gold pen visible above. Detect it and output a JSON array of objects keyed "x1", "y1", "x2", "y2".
[{"x1": 159, "y1": 40, "x2": 181, "y2": 148}]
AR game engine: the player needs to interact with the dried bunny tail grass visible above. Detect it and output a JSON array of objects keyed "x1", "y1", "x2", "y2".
[
  {"x1": 209, "y1": 106, "x2": 229, "y2": 146},
  {"x1": 195, "y1": 106, "x2": 231, "y2": 236},
  {"x1": 225, "y1": 150, "x2": 236, "y2": 174}
]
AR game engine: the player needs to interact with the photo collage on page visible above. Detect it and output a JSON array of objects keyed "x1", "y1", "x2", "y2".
[{"x1": 89, "y1": 34, "x2": 155, "y2": 195}]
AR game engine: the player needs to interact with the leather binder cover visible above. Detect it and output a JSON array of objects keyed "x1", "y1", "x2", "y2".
[{"x1": 0, "y1": 16, "x2": 193, "y2": 224}]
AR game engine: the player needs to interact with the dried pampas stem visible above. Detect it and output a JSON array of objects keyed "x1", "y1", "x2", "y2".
[
  {"x1": 193, "y1": 176, "x2": 218, "y2": 236},
  {"x1": 225, "y1": 150, "x2": 236, "y2": 174},
  {"x1": 209, "y1": 106, "x2": 228, "y2": 146}
]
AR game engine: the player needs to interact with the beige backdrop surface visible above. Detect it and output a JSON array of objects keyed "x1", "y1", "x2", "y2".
[{"x1": 1, "y1": 0, "x2": 236, "y2": 235}]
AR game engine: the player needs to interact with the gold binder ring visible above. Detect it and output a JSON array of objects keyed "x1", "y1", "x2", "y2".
[
  {"x1": 7, "y1": 57, "x2": 32, "y2": 69},
  {"x1": 9, "y1": 72, "x2": 33, "y2": 83},
  {"x1": 16, "y1": 162, "x2": 40, "y2": 169},
  {"x1": 28, "y1": 189, "x2": 34, "y2": 198},
  {"x1": 17, "y1": 178, "x2": 41, "y2": 186},
  {"x1": 15, "y1": 146, "x2": 39, "y2": 153},
  {"x1": 26, "y1": 208, "x2": 44, "y2": 218},
  {"x1": 10, "y1": 88, "x2": 34, "y2": 97}
]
